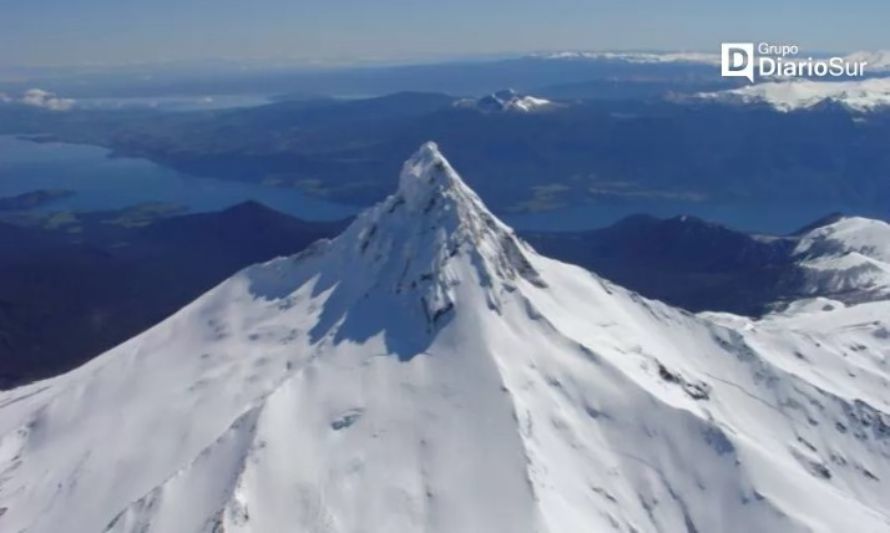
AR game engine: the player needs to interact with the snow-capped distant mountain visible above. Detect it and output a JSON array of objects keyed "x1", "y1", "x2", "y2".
[
  {"x1": 845, "y1": 50, "x2": 890, "y2": 72},
  {"x1": 529, "y1": 213, "x2": 890, "y2": 315},
  {"x1": 454, "y1": 89, "x2": 554, "y2": 112},
  {"x1": 791, "y1": 216, "x2": 890, "y2": 303},
  {"x1": 796, "y1": 216, "x2": 890, "y2": 263},
  {"x1": 695, "y1": 78, "x2": 890, "y2": 112},
  {"x1": 2, "y1": 144, "x2": 890, "y2": 533},
  {"x1": 535, "y1": 51, "x2": 720, "y2": 65}
]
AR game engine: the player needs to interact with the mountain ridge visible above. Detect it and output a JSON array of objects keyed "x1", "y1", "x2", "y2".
[{"x1": 1, "y1": 144, "x2": 889, "y2": 532}]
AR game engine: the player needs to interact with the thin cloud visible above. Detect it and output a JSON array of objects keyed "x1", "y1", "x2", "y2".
[{"x1": 19, "y1": 88, "x2": 76, "y2": 111}]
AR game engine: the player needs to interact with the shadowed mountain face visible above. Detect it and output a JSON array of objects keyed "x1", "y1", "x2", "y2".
[
  {"x1": 1, "y1": 200, "x2": 886, "y2": 388},
  {"x1": 0, "y1": 202, "x2": 347, "y2": 388},
  {"x1": 525, "y1": 215, "x2": 797, "y2": 315},
  {"x1": 1, "y1": 144, "x2": 889, "y2": 533},
  {"x1": 527, "y1": 213, "x2": 890, "y2": 315}
]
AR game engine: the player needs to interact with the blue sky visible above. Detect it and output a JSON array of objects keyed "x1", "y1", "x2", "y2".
[{"x1": 2, "y1": 0, "x2": 888, "y2": 67}]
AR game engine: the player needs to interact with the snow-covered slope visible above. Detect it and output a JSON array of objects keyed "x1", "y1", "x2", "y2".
[
  {"x1": 790, "y1": 216, "x2": 890, "y2": 302},
  {"x1": 2, "y1": 144, "x2": 890, "y2": 533},
  {"x1": 535, "y1": 51, "x2": 720, "y2": 65},
  {"x1": 695, "y1": 78, "x2": 890, "y2": 112},
  {"x1": 454, "y1": 89, "x2": 554, "y2": 112}
]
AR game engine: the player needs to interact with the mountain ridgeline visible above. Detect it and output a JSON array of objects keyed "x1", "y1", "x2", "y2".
[
  {"x1": 0, "y1": 203, "x2": 347, "y2": 387},
  {"x1": 528, "y1": 213, "x2": 890, "y2": 315},
  {"x1": 0, "y1": 144, "x2": 889, "y2": 532},
  {"x1": 1, "y1": 194, "x2": 889, "y2": 388}
]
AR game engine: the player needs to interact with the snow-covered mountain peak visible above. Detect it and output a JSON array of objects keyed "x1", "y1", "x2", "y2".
[
  {"x1": 395, "y1": 141, "x2": 467, "y2": 211},
  {"x1": 789, "y1": 216, "x2": 890, "y2": 302},
  {"x1": 331, "y1": 142, "x2": 544, "y2": 326},
  {"x1": 795, "y1": 216, "x2": 890, "y2": 262},
  {"x1": 3, "y1": 145, "x2": 890, "y2": 533},
  {"x1": 454, "y1": 89, "x2": 555, "y2": 112},
  {"x1": 694, "y1": 78, "x2": 890, "y2": 112}
]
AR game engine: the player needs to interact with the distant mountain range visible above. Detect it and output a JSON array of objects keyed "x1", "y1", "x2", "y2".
[
  {"x1": 0, "y1": 53, "x2": 730, "y2": 99},
  {"x1": 528, "y1": 213, "x2": 890, "y2": 315},
  {"x1": 4, "y1": 92, "x2": 890, "y2": 225},
  {"x1": 695, "y1": 78, "x2": 890, "y2": 112}
]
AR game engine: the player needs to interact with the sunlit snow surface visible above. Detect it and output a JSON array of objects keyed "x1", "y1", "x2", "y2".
[
  {"x1": 697, "y1": 78, "x2": 890, "y2": 112},
  {"x1": 793, "y1": 217, "x2": 890, "y2": 301},
  {"x1": 1, "y1": 144, "x2": 889, "y2": 533},
  {"x1": 453, "y1": 89, "x2": 554, "y2": 113}
]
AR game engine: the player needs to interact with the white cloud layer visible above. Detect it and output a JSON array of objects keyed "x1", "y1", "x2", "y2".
[
  {"x1": 19, "y1": 88, "x2": 76, "y2": 111},
  {"x1": 0, "y1": 88, "x2": 77, "y2": 111}
]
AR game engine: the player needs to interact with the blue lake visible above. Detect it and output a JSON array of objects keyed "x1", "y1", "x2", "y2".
[
  {"x1": 1, "y1": 134, "x2": 886, "y2": 234},
  {"x1": 0, "y1": 135, "x2": 356, "y2": 221}
]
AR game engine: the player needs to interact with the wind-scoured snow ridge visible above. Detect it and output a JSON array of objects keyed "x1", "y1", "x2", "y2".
[
  {"x1": 454, "y1": 89, "x2": 555, "y2": 112},
  {"x1": 2, "y1": 144, "x2": 890, "y2": 533},
  {"x1": 695, "y1": 78, "x2": 890, "y2": 112}
]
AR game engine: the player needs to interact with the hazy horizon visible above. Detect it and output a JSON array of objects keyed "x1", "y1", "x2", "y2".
[{"x1": 3, "y1": 0, "x2": 889, "y2": 69}]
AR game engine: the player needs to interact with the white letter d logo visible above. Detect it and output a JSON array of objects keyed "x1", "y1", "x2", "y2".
[{"x1": 721, "y1": 43, "x2": 755, "y2": 83}]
